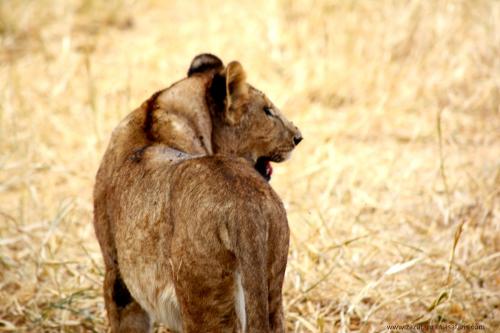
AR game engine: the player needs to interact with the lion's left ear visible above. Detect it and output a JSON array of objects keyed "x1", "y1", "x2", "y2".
[
  {"x1": 223, "y1": 61, "x2": 249, "y2": 125},
  {"x1": 188, "y1": 53, "x2": 223, "y2": 77}
]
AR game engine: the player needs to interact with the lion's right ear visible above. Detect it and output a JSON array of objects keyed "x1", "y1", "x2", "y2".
[
  {"x1": 223, "y1": 61, "x2": 249, "y2": 125},
  {"x1": 187, "y1": 53, "x2": 224, "y2": 77}
]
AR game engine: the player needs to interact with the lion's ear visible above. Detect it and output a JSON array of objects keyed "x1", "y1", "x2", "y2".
[
  {"x1": 223, "y1": 61, "x2": 249, "y2": 125},
  {"x1": 188, "y1": 53, "x2": 223, "y2": 77}
]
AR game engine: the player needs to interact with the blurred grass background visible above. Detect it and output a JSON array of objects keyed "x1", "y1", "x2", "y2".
[{"x1": 0, "y1": 0, "x2": 499, "y2": 332}]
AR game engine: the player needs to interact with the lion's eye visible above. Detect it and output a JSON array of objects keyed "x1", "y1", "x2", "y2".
[{"x1": 263, "y1": 106, "x2": 273, "y2": 116}]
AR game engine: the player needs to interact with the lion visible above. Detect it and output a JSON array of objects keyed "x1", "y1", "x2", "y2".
[{"x1": 93, "y1": 54, "x2": 302, "y2": 333}]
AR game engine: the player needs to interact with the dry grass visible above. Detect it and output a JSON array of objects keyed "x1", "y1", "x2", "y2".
[{"x1": 1, "y1": 0, "x2": 499, "y2": 332}]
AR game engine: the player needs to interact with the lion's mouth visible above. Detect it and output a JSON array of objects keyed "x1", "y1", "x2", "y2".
[{"x1": 255, "y1": 157, "x2": 273, "y2": 181}]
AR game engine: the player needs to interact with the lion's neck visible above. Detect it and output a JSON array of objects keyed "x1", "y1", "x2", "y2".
[{"x1": 211, "y1": 121, "x2": 255, "y2": 163}]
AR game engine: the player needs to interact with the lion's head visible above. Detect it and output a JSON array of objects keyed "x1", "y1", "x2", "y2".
[{"x1": 188, "y1": 54, "x2": 303, "y2": 180}]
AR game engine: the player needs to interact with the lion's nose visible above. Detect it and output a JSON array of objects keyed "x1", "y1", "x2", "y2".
[{"x1": 293, "y1": 133, "x2": 303, "y2": 146}]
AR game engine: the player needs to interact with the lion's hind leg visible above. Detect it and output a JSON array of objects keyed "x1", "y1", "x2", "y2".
[
  {"x1": 104, "y1": 267, "x2": 152, "y2": 333},
  {"x1": 169, "y1": 218, "x2": 240, "y2": 333}
]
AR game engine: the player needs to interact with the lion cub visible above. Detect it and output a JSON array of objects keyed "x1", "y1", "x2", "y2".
[{"x1": 94, "y1": 54, "x2": 302, "y2": 333}]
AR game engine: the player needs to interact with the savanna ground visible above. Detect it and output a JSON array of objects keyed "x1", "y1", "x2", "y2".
[{"x1": 1, "y1": 0, "x2": 499, "y2": 332}]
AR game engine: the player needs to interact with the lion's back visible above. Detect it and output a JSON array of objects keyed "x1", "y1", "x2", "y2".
[{"x1": 171, "y1": 155, "x2": 282, "y2": 211}]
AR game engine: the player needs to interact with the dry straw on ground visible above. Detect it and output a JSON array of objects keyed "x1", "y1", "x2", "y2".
[{"x1": 1, "y1": 0, "x2": 499, "y2": 332}]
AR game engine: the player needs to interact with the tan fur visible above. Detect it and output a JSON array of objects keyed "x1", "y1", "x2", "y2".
[{"x1": 93, "y1": 54, "x2": 302, "y2": 333}]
